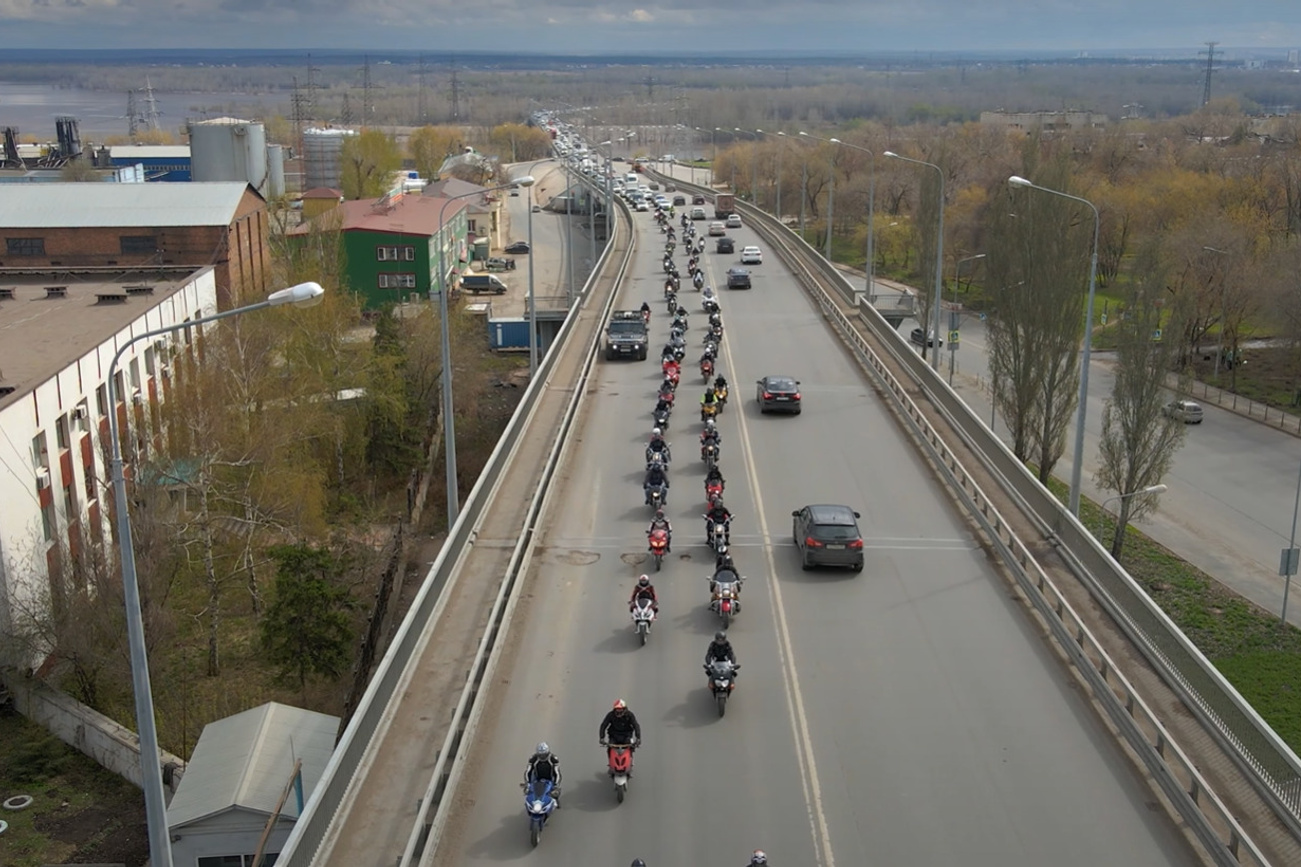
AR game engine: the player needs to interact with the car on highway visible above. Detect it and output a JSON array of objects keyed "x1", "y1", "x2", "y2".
[
  {"x1": 691, "y1": 207, "x2": 708, "y2": 220},
  {"x1": 715, "y1": 237, "x2": 735, "y2": 254},
  {"x1": 726, "y1": 267, "x2": 751, "y2": 290},
  {"x1": 673, "y1": 195, "x2": 687, "y2": 206},
  {"x1": 726, "y1": 214, "x2": 743, "y2": 229},
  {"x1": 740, "y1": 246, "x2": 763, "y2": 264},
  {"x1": 1163, "y1": 399, "x2": 1204, "y2": 424},
  {"x1": 792, "y1": 504, "x2": 864, "y2": 572},
  {"x1": 636, "y1": 200, "x2": 650, "y2": 211},
  {"x1": 909, "y1": 327, "x2": 942, "y2": 348},
  {"x1": 692, "y1": 194, "x2": 707, "y2": 205},
  {"x1": 756, "y1": 374, "x2": 801, "y2": 413},
  {"x1": 504, "y1": 241, "x2": 531, "y2": 254},
  {"x1": 708, "y1": 221, "x2": 727, "y2": 236}
]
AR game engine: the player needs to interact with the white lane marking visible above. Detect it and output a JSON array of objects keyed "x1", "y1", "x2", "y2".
[{"x1": 717, "y1": 288, "x2": 837, "y2": 867}]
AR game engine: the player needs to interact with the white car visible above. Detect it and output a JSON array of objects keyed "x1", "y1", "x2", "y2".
[
  {"x1": 636, "y1": 200, "x2": 650, "y2": 212},
  {"x1": 708, "y1": 221, "x2": 727, "y2": 236},
  {"x1": 740, "y1": 246, "x2": 763, "y2": 264},
  {"x1": 726, "y1": 214, "x2": 743, "y2": 229}
]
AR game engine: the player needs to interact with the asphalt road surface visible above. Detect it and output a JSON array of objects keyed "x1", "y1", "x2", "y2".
[{"x1": 434, "y1": 202, "x2": 1195, "y2": 866}]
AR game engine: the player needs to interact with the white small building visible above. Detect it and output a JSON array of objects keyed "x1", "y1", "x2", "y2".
[
  {"x1": 0, "y1": 268, "x2": 217, "y2": 663},
  {"x1": 167, "y1": 702, "x2": 340, "y2": 867}
]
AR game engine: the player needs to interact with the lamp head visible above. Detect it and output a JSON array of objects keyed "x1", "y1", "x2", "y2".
[
  {"x1": 268, "y1": 281, "x2": 325, "y2": 308},
  {"x1": 1008, "y1": 175, "x2": 1032, "y2": 188},
  {"x1": 829, "y1": 137, "x2": 841, "y2": 144},
  {"x1": 513, "y1": 175, "x2": 536, "y2": 188},
  {"x1": 1144, "y1": 484, "x2": 1169, "y2": 495},
  {"x1": 798, "y1": 131, "x2": 810, "y2": 137},
  {"x1": 883, "y1": 150, "x2": 899, "y2": 158}
]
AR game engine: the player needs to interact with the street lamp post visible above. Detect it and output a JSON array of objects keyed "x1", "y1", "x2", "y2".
[
  {"x1": 949, "y1": 253, "x2": 987, "y2": 385},
  {"x1": 1008, "y1": 174, "x2": 1101, "y2": 517},
  {"x1": 435, "y1": 177, "x2": 534, "y2": 528},
  {"x1": 828, "y1": 137, "x2": 877, "y2": 299},
  {"x1": 1204, "y1": 245, "x2": 1230, "y2": 378},
  {"x1": 799, "y1": 131, "x2": 838, "y2": 262},
  {"x1": 107, "y1": 281, "x2": 325, "y2": 867},
  {"x1": 1099, "y1": 484, "x2": 1168, "y2": 550},
  {"x1": 888, "y1": 151, "x2": 946, "y2": 372},
  {"x1": 523, "y1": 159, "x2": 552, "y2": 378}
]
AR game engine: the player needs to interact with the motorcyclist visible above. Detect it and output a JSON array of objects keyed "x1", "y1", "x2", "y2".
[
  {"x1": 713, "y1": 374, "x2": 729, "y2": 395},
  {"x1": 644, "y1": 461, "x2": 669, "y2": 505},
  {"x1": 705, "y1": 497, "x2": 732, "y2": 543},
  {"x1": 629, "y1": 574, "x2": 659, "y2": 613},
  {"x1": 714, "y1": 545, "x2": 736, "y2": 574},
  {"x1": 700, "y1": 387, "x2": 718, "y2": 408},
  {"x1": 647, "y1": 428, "x2": 670, "y2": 462},
  {"x1": 599, "y1": 699, "x2": 642, "y2": 748},
  {"x1": 524, "y1": 742, "x2": 562, "y2": 806},
  {"x1": 705, "y1": 464, "x2": 725, "y2": 492},
  {"x1": 640, "y1": 300, "x2": 651, "y2": 317},
  {"x1": 700, "y1": 418, "x2": 721, "y2": 447},
  {"x1": 705, "y1": 630, "x2": 738, "y2": 668},
  {"x1": 708, "y1": 311, "x2": 723, "y2": 329},
  {"x1": 654, "y1": 395, "x2": 673, "y2": 418},
  {"x1": 746, "y1": 851, "x2": 768, "y2": 866},
  {"x1": 658, "y1": 379, "x2": 677, "y2": 401},
  {"x1": 647, "y1": 508, "x2": 673, "y2": 553}
]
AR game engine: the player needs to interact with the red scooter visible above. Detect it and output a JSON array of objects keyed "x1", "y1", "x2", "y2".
[
  {"x1": 602, "y1": 741, "x2": 635, "y2": 803},
  {"x1": 648, "y1": 528, "x2": 669, "y2": 571}
]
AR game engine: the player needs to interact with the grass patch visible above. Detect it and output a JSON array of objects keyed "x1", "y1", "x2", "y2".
[
  {"x1": 0, "y1": 713, "x2": 147, "y2": 867},
  {"x1": 1039, "y1": 474, "x2": 1301, "y2": 753}
]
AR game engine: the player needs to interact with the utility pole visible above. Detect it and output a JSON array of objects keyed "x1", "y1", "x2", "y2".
[
  {"x1": 1201, "y1": 41, "x2": 1219, "y2": 106},
  {"x1": 417, "y1": 53, "x2": 429, "y2": 125},
  {"x1": 449, "y1": 60, "x2": 461, "y2": 122}
]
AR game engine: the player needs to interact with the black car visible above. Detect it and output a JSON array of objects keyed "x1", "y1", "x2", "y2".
[
  {"x1": 505, "y1": 241, "x2": 531, "y2": 255},
  {"x1": 909, "y1": 327, "x2": 942, "y2": 348},
  {"x1": 726, "y1": 267, "x2": 751, "y2": 290},
  {"x1": 756, "y1": 375, "x2": 801, "y2": 414},
  {"x1": 792, "y1": 504, "x2": 864, "y2": 572},
  {"x1": 692, "y1": 194, "x2": 707, "y2": 205},
  {"x1": 716, "y1": 237, "x2": 735, "y2": 254},
  {"x1": 673, "y1": 195, "x2": 687, "y2": 206}
]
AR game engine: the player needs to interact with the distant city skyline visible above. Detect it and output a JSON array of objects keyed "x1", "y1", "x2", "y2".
[{"x1": 0, "y1": 2, "x2": 1298, "y2": 54}]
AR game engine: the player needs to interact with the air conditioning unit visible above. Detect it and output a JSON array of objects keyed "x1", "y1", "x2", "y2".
[
  {"x1": 160, "y1": 367, "x2": 171, "y2": 381},
  {"x1": 35, "y1": 468, "x2": 50, "y2": 490},
  {"x1": 153, "y1": 339, "x2": 167, "y2": 353},
  {"x1": 131, "y1": 390, "x2": 144, "y2": 405},
  {"x1": 71, "y1": 407, "x2": 86, "y2": 421}
]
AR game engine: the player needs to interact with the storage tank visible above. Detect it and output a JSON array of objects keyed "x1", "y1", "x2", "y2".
[
  {"x1": 266, "y1": 144, "x2": 286, "y2": 198},
  {"x1": 303, "y1": 128, "x2": 358, "y2": 191},
  {"x1": 189, "y1": 117, "x2": 270, "y2": 193}
]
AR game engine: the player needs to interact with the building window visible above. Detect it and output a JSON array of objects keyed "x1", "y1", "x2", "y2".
[
  {"x1": 32, "y1": 432, "x2": 49, "y2": 470},
  {"x1": 120, "y1": 235, "x2": 158, "y2": 254},
  {"x1": 378, "y1": 273, "x2": 416, "y2": 289},
  {"x1": 84, "y1": 464, "x2": 96, "y2": 503},
  {"x1": 375, "y1": 246, "x2": 400, "y2": 261},
  {"x1": 6, "y1": 237, "x2": 45, "y2": 256},
  {"x1": 96, "y1": 384, "x2": 108, "y2": 416},
  {"x1": 63, "y1": 484, "x2": 76, "y2": 522},
  {"x1": 402, "y1": 245, "x2": 416, "y2": 261},
  {"x1": 56, "y1": 415, "x2": 69, "y2": 450},
  {"x1": 144, "y1": 346, "x2": 156, "y2": 376},
  {"x1": 41, "y1": 501, "x2": 56, "y2": 542},
  {"x1": 129, "y1": 358, "x2": 141, "y2": 391},
  {"x1": 467, "y1": 220, "x2": 478, "y2": 234}
]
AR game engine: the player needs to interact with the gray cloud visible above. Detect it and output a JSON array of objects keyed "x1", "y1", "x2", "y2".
[{"x1": 0, "y1": 1, "x2": 1297, "y2": 51}]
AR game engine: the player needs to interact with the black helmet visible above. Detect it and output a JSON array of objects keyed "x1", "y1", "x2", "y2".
[
  {"x1": 655, "y1": 508, "x2": 665, "y2": 519},
  {"x1": 715, "y1": 630, "x2": 727, "y2": 642},
  {"x1": 632, "y1": 860, "x2": 648, "y2": 867}
]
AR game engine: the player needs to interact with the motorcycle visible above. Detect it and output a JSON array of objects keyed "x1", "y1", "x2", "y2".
[
  {"x1": 695, "y1": 239, "x2": 706, "y2": 255},
  {"x1": 714, "y1": 384, "x2": 729, "y2": 409},
  {"x1": 672, "y1": 316, "x2": 689, "y2": 333},
  {"x1": 701, "y1": 439, "x2": 720, "y2": 469},
  {"x1": 648, "y1": 527, "x2": 669, "y2": 572},
  {"x1": 602, "y1": 740, "x2": 636, "y2": 803},
  {"x1": 653, "y1": 406, "x2": 671, "y2": 430},
  {"x1": 702, "y1": 297, "x2": 720, "y2": 314},
  {"x1": 646, "y1": 447, "x2": 670, "y2": 468},
  {"x1": 705, "y1": 659, "x2": 739, "y2": 717},
  {"x1": 701, "y1": 401, "x2": 719, "y2": 424},
  {"x1": 631, "y1": 596, "x2": 657, "y2": 643},
  {"x1": 520, "y1": 778, "x2": 557, "y2": 847},
  {"x1": 707, "y1": 325, "x2": 724, "y2": 345},
  {"x1": 705, "y1": 478, "x2": 724, "y2": 507},
  {"x1": 709, "y1": 570, "x2": 744, "y2": 627},
  {"x1": 665, "y1": 293, "x2": 678, "y2": 315},
  {"x1": 662, "y1": 362, "x2": 680, "y2": 385},
  {"x1": 645, "y1": 483, "x2": 667, "y2": 509},
  {"x1": 701, "y1": 356, "x2": 715, "y2": 382},
  {"x1": 705, "y1": 515, "x2": 731, "y2": 551},
  {"x1": 641, "y1": 308, "x2": 651, "y2": 325},
  {"x1": 693, "y1": 272, "x2": 705, "y2": 291},
  {"x1": 670, "y1": 343, "x2": 686, "y2": 363}
]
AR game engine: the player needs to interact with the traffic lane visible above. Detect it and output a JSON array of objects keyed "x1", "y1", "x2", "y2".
[
  {"x1": 441, "y1": 210, "x2": 821, "y2": 866},
  {"x1": 710, "y1": 258, "x2": 1193, "y2": 864}
]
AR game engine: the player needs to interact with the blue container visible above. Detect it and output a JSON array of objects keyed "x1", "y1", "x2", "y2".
[{"x1": 489, "y1": 318, "x2": 530, "y2": 350}]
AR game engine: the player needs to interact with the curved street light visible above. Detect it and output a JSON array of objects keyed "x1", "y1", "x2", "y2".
[
  {"x1": 798, "y1": 131, "x2": 837, "y2": 261},
  {"x1": 887, "y1": 151, "x2": 946, "y2": 372},
  {"x1": 1007, "y1": 174, "x2": 1101, "y2": 517},
  {"x1": 1099, "y1": 484, "x2": 1168, "y2": 549},
  {"x1": 436, "y1": 177, "x2": 534, "y2": 528},
  {"x1": 107, "y1": 280, "x2": 325, "y2": 867}
]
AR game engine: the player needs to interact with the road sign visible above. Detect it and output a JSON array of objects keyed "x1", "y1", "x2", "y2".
[
  {"x1": 948, "y1": 330, "x2": 960, "y2": 348},
  {"x1": 1152, "y1": 328, "x2": 1163, "y2": 342},
  {"x1": 1280, "y1": 547, "x2": 1299, "y2": 577},
  {"x1": 1100, "y1": 313, "x2": 1108, "y2": 326}
]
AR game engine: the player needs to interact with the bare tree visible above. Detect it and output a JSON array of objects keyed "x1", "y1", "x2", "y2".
[{"x1": 1095, "y1": 242, "x2": 1186, "y2": 557}]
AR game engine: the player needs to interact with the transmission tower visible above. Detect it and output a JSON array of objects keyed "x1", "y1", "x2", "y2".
[
  {"x1": 142, "y1": 77, "x2": 161, "y2": 131},
  {"x1": 417, "y1": 53, "x2": 429, "y2": 125},
  {"x1": 1201, "y1": 41, "x2": 1219, "y2": 106},
  {"x1": 645, "y1": 72, "x2": 655, "y2": 101},
  {"x1": 340, "y1": 92, "x2": 355, "y2": 127},
  {"x1": 126, "y1": 90, "x2": 139, "y2": 138},
  {"x1": 291, "y1": 55, "x2": 321, "y2": 156},
  {"x1": 361, "y1": 54, "x2": 375, "y2": 128},
  {"x1": 449, "y1": 59, "x2": 461, "y2": 122}
]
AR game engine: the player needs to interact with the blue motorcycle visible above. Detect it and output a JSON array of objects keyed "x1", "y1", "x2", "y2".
[{"x1": 522, "y1": 777, "x2": 557, "y2": 847}]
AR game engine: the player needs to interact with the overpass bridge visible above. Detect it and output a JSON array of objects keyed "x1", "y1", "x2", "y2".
[{"x1": 271, "y1": 159, "x2": 1296, "y2": 867}]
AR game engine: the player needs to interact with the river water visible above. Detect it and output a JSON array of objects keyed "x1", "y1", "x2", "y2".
[{"x1": 0, "y1": 82, "x2": 286, "y2": 140}]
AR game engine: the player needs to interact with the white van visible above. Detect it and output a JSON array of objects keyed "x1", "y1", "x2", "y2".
[{"x1": 625, "y1": 173, "x2": 639, "y2": 186}]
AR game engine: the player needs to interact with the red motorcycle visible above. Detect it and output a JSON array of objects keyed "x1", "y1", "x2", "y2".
[
  {"x1": 701, "y1": 356, "x2": 714, "y2": 382},
  {"x1": 662, "y1": 362, "x2": 681, "y2": 386},
  {"x1": 705, "y1": 479, "x2": 724, "y2": 507},
  {"x1": 648, "y1": 528, "x2": 669, "y2": 571},
  {"x1": 603, "y1": 741, "x2": 635, "y2": 803}
]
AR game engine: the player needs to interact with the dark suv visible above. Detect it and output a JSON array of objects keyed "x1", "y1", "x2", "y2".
[
  {"x1": 792, "y1": 504, "x2": 864, "y2": 572},
  {"x1": 716, "y1": 237, "x2": 735, "y2": 254},
  {"x1": 726, "y1": 267, "x2": 751, "y2": 290}
]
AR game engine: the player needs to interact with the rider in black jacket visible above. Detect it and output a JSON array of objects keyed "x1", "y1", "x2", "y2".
[
  {"x1": 600, "y1": 700, "x2": 642, "y2": 746},
  {"x1": 524, "y1": 742, "x2": 561, "y2": 806},
  {"x1": 705, "y1": 631, "x2": 738, "y2": 667}
]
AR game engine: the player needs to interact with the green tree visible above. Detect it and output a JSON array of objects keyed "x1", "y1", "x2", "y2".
[
  {"x1": 340, "y1": 129, "x2": 402, "y2": 200},
  {"x1": 1095, "y1": 242, "x2": 1186, "y2": 557},
  {"x1": 59, "y1": 158, "x2": 103, "y2": 182},
  {"x1": 408, "y1": 125, "x2": 464, "y2": 181},
  {"x1": 364, "y1": 309, "x2": 421, "y2": 475},
  {"x1": 261, "y1": 544, "x2": 355, "y2": 689}
]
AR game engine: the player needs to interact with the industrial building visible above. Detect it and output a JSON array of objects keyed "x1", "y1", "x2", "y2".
[
  {"x1": 188, "y1": 117, "x2": 286, "y2": 199},
  {"x1": 105, "y1": 145, "x2": 192, "y2": 182},
  {"x1": 166, "y1": 702, "x2": 340, "y2": 867},
  {"x1": 302, "y1": 127, "x2": 357, "y2": 192},
  {"x1": 0, "y1": 182, "x2": 271, "y2": 309},
  {"x1": 979, "y1": 109, "x2": 1108, "y2": 133},
  {"x1": 0, "y1": 268, "x2": 218, "y2": 664},
  {"x1": 289, "y1": 192, "x2": 470, "y2": 310}
]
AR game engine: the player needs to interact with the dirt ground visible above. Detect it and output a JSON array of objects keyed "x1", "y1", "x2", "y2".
[{"x1": 1188, "y1": 344, "x2": 1301, "y2": 410}]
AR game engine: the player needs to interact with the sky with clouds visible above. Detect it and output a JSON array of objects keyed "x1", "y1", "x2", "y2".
[{"x1": 0, "y1": 0, "x2": 1297, "y2": 53}]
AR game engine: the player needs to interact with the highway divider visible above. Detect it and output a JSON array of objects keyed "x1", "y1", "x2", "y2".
[
  {"x1": 276, "y1": 194, "x2": 634, "y2": 867},
  {"x1": 653, "y1": 169, "x2": 1282, "y2": 865}
]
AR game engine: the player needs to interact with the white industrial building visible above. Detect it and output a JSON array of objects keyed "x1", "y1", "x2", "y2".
[
  {"x1": 167, "y1": 702, "x2": 340, "y2": 867},
  {"x1": 0, "y1": 267, "x2": 217, "y2": 663}
]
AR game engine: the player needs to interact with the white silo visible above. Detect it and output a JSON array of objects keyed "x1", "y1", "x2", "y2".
[
  {"x1": 266, "y1": 144, "x2": 286, "y2": 198},
  {"x1": 303, "y1": 128, "x2": 358, "y2": 191},
  {"x1": 189, "y1": 117, "x2": 271, "y2": 193}
]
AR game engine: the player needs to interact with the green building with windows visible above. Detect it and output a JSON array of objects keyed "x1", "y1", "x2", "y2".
[{"x1": 289, "y1": 192, "x2": 471, "y2": 309}]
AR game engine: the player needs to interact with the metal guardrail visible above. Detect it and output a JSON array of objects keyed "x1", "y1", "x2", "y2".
[
  {"x1": 653, "y1": 169, "x2": 1284, "y2": 864},
  {"x1": 275, "y1": 202, "x2": 631, "y2": 867}
]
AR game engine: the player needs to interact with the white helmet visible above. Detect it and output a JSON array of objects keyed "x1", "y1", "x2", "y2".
[
  {"x1": 535, "y1": 742, "x2": 550, "y2": 757},
  {"x1": 652, "y1": 427, "x2": 662, "y2": 437},
  {"x1": 750, "y1": 852, "x2": 768, "y2": 866},
  {"x1": 706, "y1": 419, "x2": 716, "y2": 430}
]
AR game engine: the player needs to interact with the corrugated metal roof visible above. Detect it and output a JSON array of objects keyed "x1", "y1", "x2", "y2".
[
  {"x1": 109, "y1": 145, "x2": 192, "y2": 159},
  {"x1": 0, "y1": 182, "x2": 254, "y2": 228},
  {"x1": 166, "y1": 702, "x2": 340, "y2": 829}
]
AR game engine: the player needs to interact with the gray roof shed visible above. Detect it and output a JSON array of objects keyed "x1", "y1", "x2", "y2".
[
  {"x1": 0, "y1": 181, "x2": 256, "y2": 228},
  {"x1": 167, "y1": 702, "x2": 339, "y2": 829}
]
